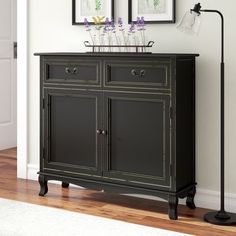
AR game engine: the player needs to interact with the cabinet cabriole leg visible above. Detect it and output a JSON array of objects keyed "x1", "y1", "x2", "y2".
[
  {"x1": 186, "y1": 186, "x2": 196, "y2": 209},
  {"x1": 38, "y1": 175, "x2": 48, "y2": 196},
  {"x1": 168, "y1": 195, "x2": 179, "y2": 220}
]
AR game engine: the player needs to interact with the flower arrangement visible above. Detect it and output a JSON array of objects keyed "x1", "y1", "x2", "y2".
[{"x1": 84, "y1": 16, "x2": 148, "y2": 52}]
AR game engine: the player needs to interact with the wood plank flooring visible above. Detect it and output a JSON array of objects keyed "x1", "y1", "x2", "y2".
[
  {"x1": 0, "y1": 147, "x2": 17, "y2": 158},
  {"x1": 0, "y1": 148, "x2": 235, "y2": 235}
]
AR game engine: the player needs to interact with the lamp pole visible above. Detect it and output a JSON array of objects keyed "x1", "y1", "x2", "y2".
[
  {"x1": 192, "y1": 3, "x2": 236, "y2": 225},
  {"x1": 201, "y1": 9, "x2": 228, "y2": 221}
]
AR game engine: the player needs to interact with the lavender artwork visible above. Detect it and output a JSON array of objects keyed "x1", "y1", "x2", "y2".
[
  {"x1": 129, "y1": 0, "x2": 175, "y2": 23},
  {"x1": 138, "y1": 0, "x2": 166, "y2": 14},
  {"x1": 73, "y1": 0, "x2": 114, "y2": 24},
  {"x1": 81, "y1": 0, "x2": 107, "y2": 16}
]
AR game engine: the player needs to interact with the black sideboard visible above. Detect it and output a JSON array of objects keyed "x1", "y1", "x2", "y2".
[{"x1": 35, "y1": 52, "x2": 199, "y2": 220}]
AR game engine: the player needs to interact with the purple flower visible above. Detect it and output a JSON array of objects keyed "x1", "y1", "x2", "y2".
[
  {"x1": 84, "y1": 18, "x2": 89, "y2": 26},
  {"x1": 129, "y1": 22, "x2": 136, "y2": 34},
  {"x1": 84, "y1": 18, "x2": 91, "y2": 31},
  {"x1": 118, "y1": 17, "x2": 123, "y2": 26},
  {"x1": 110, "y1": 19, "x2": 116, "y2": 33},
  {"x1": 137, "y1": 16, "x2": 145, "y2": 31},
  {"x1": 105, "y1": 17, "x2": 110, "y2": 26},
  {"x1": 118, "y1": 17, "x2": 124, "y2": 31},
  {"x1": 140, "y1": 16, "x2": 145, "y2": 26},
  {"x1": 103, "y1": 17, "x2": 112, "y2": 33}
]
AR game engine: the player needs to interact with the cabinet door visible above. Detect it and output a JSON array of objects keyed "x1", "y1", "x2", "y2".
[
  {"x1": 103, "y1": 92, "x2": 171, "y2": 189},
  {"x1": 43, "y1": 89, "x2": 102, "y2": 177}
]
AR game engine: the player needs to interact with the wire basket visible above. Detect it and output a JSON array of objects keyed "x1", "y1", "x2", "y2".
[{"x1": 84, "y1": 41, "x2": 155, "y2": 53}]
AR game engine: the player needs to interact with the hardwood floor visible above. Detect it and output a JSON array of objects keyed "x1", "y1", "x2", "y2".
[
  {"x1": 0, "y1": 148, "x2": 235, "y2": 235},
  {"x1": 0, "y1": 147, "x2": 17, "y2": 158}
]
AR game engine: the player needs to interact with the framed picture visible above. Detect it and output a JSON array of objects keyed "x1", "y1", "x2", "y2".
[
  {"x1": 128, "y1": 0, "x2": 175, "y2": 24},
  {"x1": 72, "y1": 0, "x2": 114, "y2": 25}
]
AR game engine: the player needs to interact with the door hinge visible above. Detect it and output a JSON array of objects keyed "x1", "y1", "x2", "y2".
[
  {"x1": 13, "y1": 42, "x2": 17, "y2": 59},
  {"x1": 48, "y1": 98, "x2": 51, "y2": 107},
  {"x1": 42, "y1": 98, "x2": 45, "y2": 109},
  {"x1": 169, "y1": 164, "x2": 173, "y2": 177},
  {"x1": 169, "y1": 107, "x2": 174, "y2": 119},
  {"x1": 42, "y1": 148, "x2": 45, "y2": 159}
]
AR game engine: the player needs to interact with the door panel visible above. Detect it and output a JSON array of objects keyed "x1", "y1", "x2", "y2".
[
  {"x1": 103, "y1": 92, "x2": 171, "y2": 189},
  {"x1": 0, "y1": 60, "x2": 11, "y2": 123},
  {"x1": 43, "y1": 89, "x2": 102, "y2": 177},
  {"x1": 0, "y1": 0, "x2": 11, "y2": 39},
  {"x1": 0, "y1": 0, "x2": 16, "y2": 150}
]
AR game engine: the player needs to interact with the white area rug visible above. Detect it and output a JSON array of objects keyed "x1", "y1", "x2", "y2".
[{"x1": 0, "y1": 198, "x2": 191, "y2": 236}]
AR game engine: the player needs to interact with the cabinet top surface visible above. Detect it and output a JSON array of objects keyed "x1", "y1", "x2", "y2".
[{"x1": 34, "y1": 52, "x2": 199, "y2": 58}]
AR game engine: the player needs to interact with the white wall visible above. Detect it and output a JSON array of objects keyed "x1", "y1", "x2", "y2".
[{"x1": 28, "y1": 0, "x2": 236, "y2": 198}]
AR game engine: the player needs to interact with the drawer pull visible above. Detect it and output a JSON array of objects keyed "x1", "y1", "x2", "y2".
[
  {"x1": 96, "y1": 129, "x2": 102, "y2": 135},
  {"x1": 140, "y1": 69, "x2": 146, "y2": 77},
  {"x1": 65, "y1": 67, "x2": 78, "y2": 75},
  {"x1": 131, "y1": 69, "x2": 138, "y2": 76},
  {"x1": 131, "y1": 69, "x2": 146, "y2": 78},
  {"x1": 65, "y1": 67, "x2": 71, "y2": 74},
  {"x1": 97, "y1": 130, "x2": 107, "y2": 135},
  {"x1": 102, "y1": 130, "x2": 107, "y2": 135},
  {"x1": 73, "y1": 67, "x2": 78, "y2": 74}
]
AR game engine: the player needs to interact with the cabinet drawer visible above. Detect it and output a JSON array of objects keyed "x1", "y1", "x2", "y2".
[
  {"x1": 104, "y1": 60, "x2": 171, "y2": 90},
  {"x1": 44, "y1": 60, "x2": 100, "y2": 85}
]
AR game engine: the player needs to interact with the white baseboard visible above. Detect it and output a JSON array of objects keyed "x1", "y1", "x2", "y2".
[
  {"x1": 194, "y1": 189, "x2": 236, "y2": 213},
  {"x1": 27, "y1": 164, "x2": 236, "y2": 213},
  {"x1": 27, "y1": 164, "x2": 39, "y2": 181}
]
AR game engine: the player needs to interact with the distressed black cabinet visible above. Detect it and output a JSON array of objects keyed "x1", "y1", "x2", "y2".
[{"x1": 35, "y1": 52, "x2": 199, "y2": 220}]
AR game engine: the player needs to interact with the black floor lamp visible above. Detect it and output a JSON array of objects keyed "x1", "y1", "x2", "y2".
[{"x1": 178, "y1": 3, "x2": 236, "y2": 225}]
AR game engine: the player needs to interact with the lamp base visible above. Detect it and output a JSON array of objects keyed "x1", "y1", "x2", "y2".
[{"x1": 204, "y1": 211, "x2": 236, "y2": 225}]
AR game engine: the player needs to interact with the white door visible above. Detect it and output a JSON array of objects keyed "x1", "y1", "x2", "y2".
[{"x1": 0, "y1": 0, "x2": 17, "y2": 150}]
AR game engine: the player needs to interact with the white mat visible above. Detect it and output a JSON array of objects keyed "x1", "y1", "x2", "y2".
[{"x1": 0, "y1": 198, "x2": 191, "y2": 236}]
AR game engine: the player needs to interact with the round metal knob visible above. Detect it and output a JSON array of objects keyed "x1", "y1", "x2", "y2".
[
  {"x1": 140, "y1": 69, "x2": 146, "y2": 77},
  {"x1": 96, "y1": 129, "x2": 102, "y2": 134},
  {"x1": 102, "y1": 130, "x2": 107, "y2": 135},
  {"x1": 73, "y1": 67, "x2": 78, "y2": 74},
  {"x1": 131, "y1": 69, "x2": 138, "y2": 76},
  {"x1": 65, "y1": 67, "x2": 71, "y2": 74}
]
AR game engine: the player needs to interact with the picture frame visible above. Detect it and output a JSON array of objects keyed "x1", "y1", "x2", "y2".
[
  {"x1": 128, "y1": 0, "x2": 175, "y2": 24},
  {"x1": 72, "y1": 0, "x2": 114, "y2": 25}
]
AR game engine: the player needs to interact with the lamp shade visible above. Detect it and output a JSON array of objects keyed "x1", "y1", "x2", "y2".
[{"x1": 177, "y1": 11, "x2": 201, "y2": 34}]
